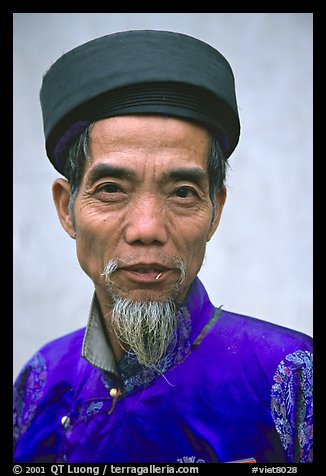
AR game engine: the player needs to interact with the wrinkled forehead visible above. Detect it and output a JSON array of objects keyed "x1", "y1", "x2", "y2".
[{"x1": 88, "y1": 115, "x2": 212, "y2": 152}]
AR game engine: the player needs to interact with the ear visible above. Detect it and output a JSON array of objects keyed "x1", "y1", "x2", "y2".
[
  {"x1": 207, "y1": 186, "x2": 227, "y2": 242},
  {"x1": 52, "y1": 178, "x2": 76, "y2": 239}
]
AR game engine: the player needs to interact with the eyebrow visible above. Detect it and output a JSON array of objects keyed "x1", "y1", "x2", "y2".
[
  {"x1": 87, "y1": 163, "x2": 208, "y2": 187},
  {"x1": 163, "y1": 167, "x2": 208, "y2": 186},
  {"x1": 87, "y1": 164, "x2": 136, "y2": 184}
]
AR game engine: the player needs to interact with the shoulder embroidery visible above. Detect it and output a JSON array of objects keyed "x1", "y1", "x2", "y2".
[
  {"x1": 13, "y1": 352, "x2": 47, "y2": 444},
  {"x1": 271, "y1": 350, "x2": 313, "y2": 462}
]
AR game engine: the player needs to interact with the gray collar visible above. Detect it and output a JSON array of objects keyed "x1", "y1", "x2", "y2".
[{"x1": 81, "y1": 293, "x2": 118, "y2": 376}]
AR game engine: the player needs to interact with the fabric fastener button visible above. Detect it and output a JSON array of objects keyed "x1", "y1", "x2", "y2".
[
  {"x1": 110, "y1": 388, "x2": 118, "y2": 398},
  {"x1": 108, "y1": 387, "x2": 122, "y2": 415},
  {"x1": 61, "y1": 415, "x2": 70, "y2": 428}
]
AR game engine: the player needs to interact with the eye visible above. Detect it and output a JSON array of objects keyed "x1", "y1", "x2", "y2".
[
  {"x1": 94, "y1": 182, "x2": 127, "y2": 203},
  {"x1": 174, "y1": 187, "x2": 197, "y2": 198},
  {"x1": 99, "y1": 183, "x2": 122, "y2": 194}
]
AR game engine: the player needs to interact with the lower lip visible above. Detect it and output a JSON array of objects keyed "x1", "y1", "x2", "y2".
[{"x1": 121, "y1": 269, "x2": 169, "y2": 284}]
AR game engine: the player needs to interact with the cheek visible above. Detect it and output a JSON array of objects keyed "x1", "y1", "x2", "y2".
[
  {"x1": 74, "y1": 211, "x2": 123, "y2": 284},
  {"x1": 170, "y1": 215, "x2": 211, "y2": 272}
]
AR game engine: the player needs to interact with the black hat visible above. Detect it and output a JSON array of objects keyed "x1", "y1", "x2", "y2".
[{"x1": 40, "y1": 30, "x2": 240, "y2": 175}]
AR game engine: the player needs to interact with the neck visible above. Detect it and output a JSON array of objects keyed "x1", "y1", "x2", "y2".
[{"x1": 95, "y1": 286, "x2": 126, "y2": 362}]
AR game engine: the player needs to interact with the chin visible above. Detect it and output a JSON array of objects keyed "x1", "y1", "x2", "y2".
[{"x1": 120, "y1": 288, "x2": 174, "y2": 303}]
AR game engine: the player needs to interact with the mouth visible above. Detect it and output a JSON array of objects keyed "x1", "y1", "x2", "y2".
[{"x1": 119, "y1": 263, "x2": 172, "y2": 284}]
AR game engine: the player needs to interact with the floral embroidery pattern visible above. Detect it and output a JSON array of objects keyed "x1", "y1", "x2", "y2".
[
  {"x1": 77, "y1": 400, "x2": 104, "y2": 422},
  {"x1": 176, "y1": 456, "x2": 206, "y2": 463},
  {"x1": 13, "y1": 352, "x2": 47, "y2": 445},
  {"x1": 271, "y1": 350, "x2": 313, "y2": 462}
]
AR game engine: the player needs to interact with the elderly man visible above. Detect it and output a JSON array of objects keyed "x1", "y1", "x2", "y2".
[{"x1": 13, "y1": 30, "x2": 312, "y2": 464}]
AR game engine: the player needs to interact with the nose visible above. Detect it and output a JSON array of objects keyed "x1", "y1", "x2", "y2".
[{"x1": 124, "y1": 196, "x2": 168, "y2": 246}]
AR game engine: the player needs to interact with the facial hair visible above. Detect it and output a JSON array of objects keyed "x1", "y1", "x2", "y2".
[
  {"x1": 101, "y1": 257, "x2": 186, "y2": 369},
  {"x1": 110, "y1": 298, "x2": 178, "y2": 369}
]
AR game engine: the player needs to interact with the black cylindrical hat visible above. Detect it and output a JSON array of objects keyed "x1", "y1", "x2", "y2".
[{"x1": 40, "y1": 30, "x2": 240, "y2": 175}]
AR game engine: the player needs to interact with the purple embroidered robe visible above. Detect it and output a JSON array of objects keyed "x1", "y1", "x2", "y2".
[{"x1": 13, "y1": 278, "x2": 313, "y2": 463}]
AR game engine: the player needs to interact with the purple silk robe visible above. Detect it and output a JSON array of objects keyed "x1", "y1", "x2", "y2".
[{"x1": 13, "y1": 278, "x2": 313, "y2": 463}]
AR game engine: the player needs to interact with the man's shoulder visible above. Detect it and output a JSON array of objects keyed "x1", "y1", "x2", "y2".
[
  {"x1": 196, "y1": 307, "x2": 313, "y2": 404},
  {"x1": 14, "y1": 328, "x2": 87, "y2": 387},
  {"x1": 205, "y1": 307, "x2": 313, "y2": 370},
  {"x1": 38, "y1": 327, "x2": 86, "y2": 357},
  {"x1": 219, "y1": 308, "x2": 312, "y2": 348}
]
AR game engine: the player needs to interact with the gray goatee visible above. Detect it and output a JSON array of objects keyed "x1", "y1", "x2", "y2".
[{"x1": 101, "y1": 258, "x2": 186, "y2": 369}]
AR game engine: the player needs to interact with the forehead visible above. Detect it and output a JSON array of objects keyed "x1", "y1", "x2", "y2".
[{"x1": 87, "y1": 115, "x2": 211, "y2": 168}]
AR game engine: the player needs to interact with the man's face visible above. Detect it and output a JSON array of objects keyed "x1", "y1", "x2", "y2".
[{"x1": 56, "y1": 115, "x2": 225, "y2": 306}]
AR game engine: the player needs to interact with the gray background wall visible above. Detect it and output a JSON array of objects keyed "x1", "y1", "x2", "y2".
[{"x1": 13, "y1": 13, "x2": 313, "y2": 379}]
